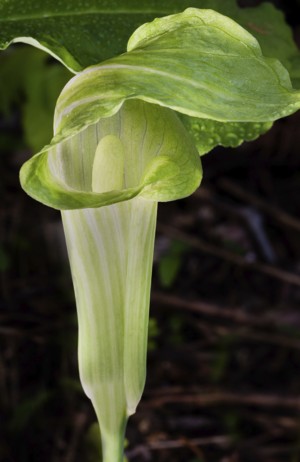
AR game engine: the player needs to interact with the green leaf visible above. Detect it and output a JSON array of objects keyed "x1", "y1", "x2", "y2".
[
  {"x1": 0, "y1": 1, "x2": 298, "y2": 75},
  {"x1": 1, "y1": 1, "x2": 299, "y2": 80},
  {"x1": 0, "y1": 0, "x2": 210, "y2": 72},
  {"x1": 226, "y1": 2, "x2": 300, "y2": 89}
]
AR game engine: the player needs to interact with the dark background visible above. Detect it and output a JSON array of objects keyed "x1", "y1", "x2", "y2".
[{"x1": 1, "y1": 1, "x2": 300, "y2": 461}]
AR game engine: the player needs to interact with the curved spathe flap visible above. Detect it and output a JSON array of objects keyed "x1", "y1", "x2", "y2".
[
  {"x1": 20, "y1": 100, "x2": 202, "y2": 210},
  {"x1": 52, "y1": 8, "x2": 300, "y2": 143}
]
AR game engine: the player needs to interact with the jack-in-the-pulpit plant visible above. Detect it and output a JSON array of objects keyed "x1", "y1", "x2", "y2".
[
  {"x1": 2, "y1": 5, "x2": 300, "y2": 461},
  {"x1": 57, "y1": 100, "x2": 200, "y2": 460}
]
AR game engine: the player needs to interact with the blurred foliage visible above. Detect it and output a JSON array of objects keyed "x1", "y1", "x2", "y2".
[
  {"x1": 148, "y1": 317, "x2": 160, "y2": 351},
  {"x1": 211, "y1": 335, "x2": 236, "y2": 383},
  {"x1": 167, "y1": 314, "x2": 185, "y2": 346},
  {"x1": 0, "y1": 46, "x2": 71, "y2": 151},
  {"x1": 0, "y1": 245, "x2": 10, "y2": 271},
  {"x1": 84, "y1": 423, "x2": 103, "y2": 462},
  {"x1": 158, "y1": 240, "x2": 189, "y2": 288}
]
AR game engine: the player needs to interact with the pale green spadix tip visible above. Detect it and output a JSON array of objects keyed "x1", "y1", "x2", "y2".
[{"x1": 92, "y1": 135, "x2": 125, "y2": 193}]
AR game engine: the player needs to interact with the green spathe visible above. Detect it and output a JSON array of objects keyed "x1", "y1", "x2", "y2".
[
  {"x1": 44, "y1": 99, "x2": 201, "y2": 462},
  {"x1": 20, "y1": 99, "x2": 202, "y2": 209},
  {"x1": 62, "y1": 198, "x2": 157, "y2": 462}
]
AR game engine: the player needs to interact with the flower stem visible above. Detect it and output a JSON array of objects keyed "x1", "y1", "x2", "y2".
[{"x1": 100, "y1": 422, "x2": 127, "y2": 462}]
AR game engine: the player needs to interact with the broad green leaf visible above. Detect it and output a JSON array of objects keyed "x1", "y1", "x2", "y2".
[
  {"x1": 1, "y1": 0, "x2": 299, "y2": 81},
  {"x1": 0, "y1": 0, "x2": 208, "y2": 72},
  {"x1": 290, "y1": 56, "x2": 300, "y2": 89},
  {"x1": 242, "y1": 5, "x2": 300, "y2": 89}
]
